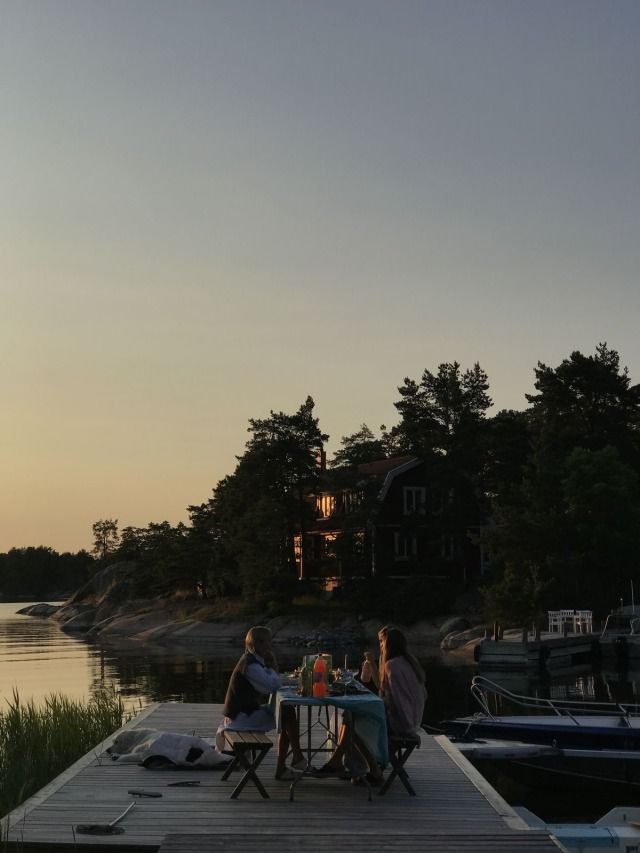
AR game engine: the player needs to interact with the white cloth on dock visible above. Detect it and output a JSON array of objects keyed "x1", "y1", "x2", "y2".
[{"x1": 108, "y1": 728, "x2": 228, "y2": 768}]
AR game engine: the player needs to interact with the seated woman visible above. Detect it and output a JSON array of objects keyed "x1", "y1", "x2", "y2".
[
  {"x1": 216, "y1": 625, "x2": 306, "y2": 780},
  {"x1": 377, "y1": 625, "x2": 427, "y2": 738},
  {"x1": 316, "y1": 625, "x2": 426, "y2": 784}
]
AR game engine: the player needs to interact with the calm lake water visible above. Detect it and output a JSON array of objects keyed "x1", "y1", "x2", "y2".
[
  {"x1": 0, "y1": 602, "x2": 477, "y2": 720},
  {"x1": 3, "y1": 601, "x2": 640, "y2": 820}
]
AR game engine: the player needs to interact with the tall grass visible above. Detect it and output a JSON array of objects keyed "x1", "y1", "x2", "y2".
[{"x1": 0, "y1": 689, "x2": 125, "y2": 818}]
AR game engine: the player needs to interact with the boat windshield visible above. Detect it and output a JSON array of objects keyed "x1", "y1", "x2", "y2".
[
  {"x1": 471, "y1": 675, "x2": 640, "y2": 720},
  {"x1": 601, "y1": 613, "x2": 640, "y2": 637}
]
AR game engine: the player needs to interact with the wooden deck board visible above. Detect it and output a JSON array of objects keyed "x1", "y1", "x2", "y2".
[
  {"x1": 160, "y1": 833, "x2": 564, "y2": 852},
  {"x1": 2, "y1": 703, "x2": 565, "y2": 852}
]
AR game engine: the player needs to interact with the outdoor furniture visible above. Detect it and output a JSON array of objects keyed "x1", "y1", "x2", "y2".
[
  {"x1": 378, "y1": 732, "x2": 421, "y2": 797},
  {"x1": 547, "y1": 609, "x2": 592, "y2": 634},
  {"x1": 575, "y1": 610, "x2": 593, "y2": 633},
  {"x1": 559, "y1": 609, "x2": 576, "y2": 632},
  {"x1": 275, "y1": 686, "x2": 388, "y2": 801},
  {"x1": 220, "y1": 731, "x2": 273, "y2": 799},
  {"x1": 547, "y1": 611, "x2": 562, "y2": 633}
]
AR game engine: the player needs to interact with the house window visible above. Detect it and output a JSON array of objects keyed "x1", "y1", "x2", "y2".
[
  {"x1": 394, "y1": 532, "x2": 417, "y2": 561},
  {"x1": 403, "y1": 486, "x2": 426, "y2": 515},
  {"x1": 342, "y1": 490, "x2": 363, "y2": 514},
  {"x1": 293, "y1": 534, "x2": 303, "y2": 579},
  {"x1": 316, "y1": 494, "x2": 336, "y2": 518},
  {"x1": 441, "y1": 535, "x2": 455, "y2": 560},
  {"x1": 322, "y1": 533, "x2": 338, "y2": 558}
]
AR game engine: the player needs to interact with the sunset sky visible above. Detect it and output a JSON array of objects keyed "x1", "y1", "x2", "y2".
[{"x1": 3, "y1": 0, "x2": 640, "y2": 553}]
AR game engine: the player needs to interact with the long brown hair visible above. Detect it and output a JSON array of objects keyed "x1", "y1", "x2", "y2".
[{"x1": 378, "y1": 625, "x2": 425, "y2": 690}]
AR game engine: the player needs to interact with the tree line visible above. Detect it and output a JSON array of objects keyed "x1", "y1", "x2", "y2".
[{"x1": 3, "y1": 343, "x2": 639, "y2": 625}]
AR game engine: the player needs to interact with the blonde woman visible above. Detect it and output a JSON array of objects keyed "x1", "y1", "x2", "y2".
[{"x1": 216, "y1": 625, "x2": 306, "y2": 780}]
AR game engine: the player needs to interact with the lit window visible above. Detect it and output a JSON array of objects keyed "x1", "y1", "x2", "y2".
[
  {"x1": 316, "y1": 494, "x2": 336, "y2": 518},
  {"x1": 323, "y1": 533, "x2": 338, "y2": 558},
  {"x1": 403, "y1": 487, "x2": 426, "y2": 515}
]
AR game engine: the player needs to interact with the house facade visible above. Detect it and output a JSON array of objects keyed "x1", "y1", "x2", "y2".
[
  {"x1": 295, "y1": 456, "x2": 430, "y2": 588},
  {"x1": 294, "y1": 454, "x2": 486, "y2": 589}
]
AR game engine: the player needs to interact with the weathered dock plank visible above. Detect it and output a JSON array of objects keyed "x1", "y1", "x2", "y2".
[
  {"x1": 2, "y1": 703, "x2": 566, "y2": 853},
  {"x1": 160, "y1": 833, "x2": 565, "y2": 852}
]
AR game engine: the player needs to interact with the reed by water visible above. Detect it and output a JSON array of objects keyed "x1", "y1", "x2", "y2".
[{"x1": 0, "y1": 689, "x2": 125, "y2": 818}]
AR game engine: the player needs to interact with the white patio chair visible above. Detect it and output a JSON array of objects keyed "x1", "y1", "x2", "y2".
[
  {"x1": 559, "y1": 609, "x2": 577, "y2": 633},
  {"x1": 547, "y1": 611, "x2": 562, "y2": 633},
  {"x1": 574, "y1": 610, "x2": 593, "y2": 633}
]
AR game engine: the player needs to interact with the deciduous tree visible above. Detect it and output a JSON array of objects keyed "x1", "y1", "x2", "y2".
[{"x1": 91, "y1": 519, "x2": 120, "y2": 562}]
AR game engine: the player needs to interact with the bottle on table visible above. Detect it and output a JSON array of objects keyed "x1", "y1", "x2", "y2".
[
  {"x1": 312, "y1": 655, "x2": 328, "y2": 698},
  {"x1": 300, "y1": 659, "x2": 313, "y2": 697}
]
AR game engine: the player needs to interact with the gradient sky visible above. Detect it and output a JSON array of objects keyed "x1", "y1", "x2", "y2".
[{"x1": 2, "y1": 0, "x2": 640, "y2": 553}]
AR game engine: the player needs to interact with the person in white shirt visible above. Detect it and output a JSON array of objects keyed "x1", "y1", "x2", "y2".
[{"x1": 216, "y1": 625, "x2": 306, "y2": 780}]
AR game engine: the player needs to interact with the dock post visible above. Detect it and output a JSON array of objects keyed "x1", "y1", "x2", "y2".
[
  {"x1": 521, "y1": 627, "x2": 527, "y2": 644},
  {"x1": 493, "y1": 621, "x2": 499, "y2": 641}
]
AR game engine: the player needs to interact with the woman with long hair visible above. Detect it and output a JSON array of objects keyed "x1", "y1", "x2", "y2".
[
  {"x1": 216, "y1": 625, "x2": 306, "y2": 780},
  {"x1": 378, "y1": 625, "x2": 426, "y2": 736},
  {"x1": 316, "y1": 625, "x2": 426, "y2": 785}
]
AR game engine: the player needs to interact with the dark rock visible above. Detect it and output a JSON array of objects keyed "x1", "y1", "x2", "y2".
[
  {"x1": 439, "y1": 616, "x2": 470, "y2": 639},
  {"x1": 440, "y1": 624, "x2": 487, "y2": 651},
  {"x1": 16, "y1": 603, "x2": 60, "y2": 617}
]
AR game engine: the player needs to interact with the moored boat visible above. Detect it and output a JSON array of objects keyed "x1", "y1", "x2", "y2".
[
  {"x1": 443, "y1": 675, "x2": 640, "y2": 751},
  {"x1": 514, "y1": 806, "x2": 640, "y2": 853},
  {"x1": 444, "y1": 675, "x2": 640, "y2": 792}
]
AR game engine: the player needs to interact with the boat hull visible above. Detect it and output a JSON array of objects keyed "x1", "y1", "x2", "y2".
[
  {"x1": 445, "y1": 714, "x2": 640, "y2": 751},
  {"x1": 468, "y1": 750, "x2": 640, "y2": 793}
]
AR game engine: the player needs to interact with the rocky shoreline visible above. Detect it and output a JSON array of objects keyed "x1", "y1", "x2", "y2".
[{"x1": 17, "y1": 562, "x2": 487, "y2": 661}]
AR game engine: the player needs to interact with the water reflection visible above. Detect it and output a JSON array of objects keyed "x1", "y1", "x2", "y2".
[{"x1": 5, "y1": 602, "x2": 640, "y2": 722}]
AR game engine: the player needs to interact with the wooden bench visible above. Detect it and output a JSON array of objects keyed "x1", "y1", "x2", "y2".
[
  {"x1": 221, "y1": 731, "x2": 273, "y2": 799},
  {"x1": 378, "y1": 732, "x2": 421, "y2": 796}
]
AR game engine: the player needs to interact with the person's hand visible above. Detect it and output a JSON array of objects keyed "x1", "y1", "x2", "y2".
[
  {"x1": 361, "y1": 659, "x2": 374, "y2": 681},
  {"x1": 264, "y1": 650, "x2": 278, "y2": 670}
]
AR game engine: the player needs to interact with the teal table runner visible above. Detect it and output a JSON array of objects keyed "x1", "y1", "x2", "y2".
[{"x1": 275, "y1": 688, "x2": 389, "y2": 766}]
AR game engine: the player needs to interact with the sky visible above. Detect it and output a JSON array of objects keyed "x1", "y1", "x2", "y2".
[{"x1": 2, "y1": 0, "x2": 640, "y2": 553}]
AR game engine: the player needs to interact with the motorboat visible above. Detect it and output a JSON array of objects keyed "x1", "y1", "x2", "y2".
[
  {"x1": 599, "y1": 610, "x2": 640, "y2": 663},
  {"x1": 444, "y1": 676, "x2": 640, "y2": 791},
  {"x1": 444, "y1": 675, "x2": 640, "y2": 751},
  {"x1": 514, "y1": 806, "x2": 640, "y2": 853}
]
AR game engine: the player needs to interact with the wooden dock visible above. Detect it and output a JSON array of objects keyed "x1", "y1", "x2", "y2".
[
  {"x1": 2, "y1": 703, "x2": 566, "y2": 852},
  {"x1": 477, "y1": 631, "x2": 597, "y2": 671}
]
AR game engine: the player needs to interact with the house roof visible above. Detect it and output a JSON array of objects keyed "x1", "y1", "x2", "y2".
[
  {"x1": 356, "y1": 455, "x2": 417, "y2": 476},
  {"x1": 377, "y1": 457, "x2": 423, "y2": 501}
]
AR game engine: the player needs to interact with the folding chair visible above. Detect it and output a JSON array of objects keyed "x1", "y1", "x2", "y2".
[{"x1": 378, "y1": 732, "x2": 421, "y2": 796}]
